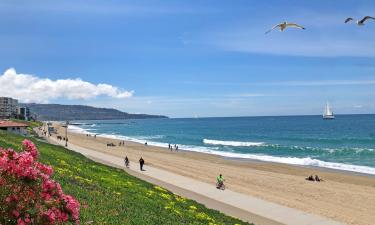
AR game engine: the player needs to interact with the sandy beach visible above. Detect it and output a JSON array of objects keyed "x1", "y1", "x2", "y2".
[{"x1": 50, "y1": 124, "x2": 375, "y2": 225}]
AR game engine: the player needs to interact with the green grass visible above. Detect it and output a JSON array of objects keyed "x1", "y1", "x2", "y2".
[{"x1": 0, "y1": 131, "x2": 252, "y2": 225}]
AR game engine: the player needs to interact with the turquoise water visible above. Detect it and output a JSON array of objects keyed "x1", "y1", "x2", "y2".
[{"x1": 70, "y1": 115, "x2": 375, "y2": 175}]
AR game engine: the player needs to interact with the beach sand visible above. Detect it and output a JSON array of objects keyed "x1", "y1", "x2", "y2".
[{"x1": 51, "y1": 124, "x2": 375, "y2": 225}]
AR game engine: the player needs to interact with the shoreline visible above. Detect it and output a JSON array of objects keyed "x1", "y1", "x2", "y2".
[
  {"x1": 66, "y1": 122, "x2": 375, "y2": 183},
  {"x1": 49, "y1": 123, "x2": 375, "y2": 225},
  {"x1": 68, "y1": 123, "x2": 375, "y2": 176}
]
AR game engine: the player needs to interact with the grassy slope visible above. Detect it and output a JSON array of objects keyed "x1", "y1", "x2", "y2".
[{"x1": 0, "y1": 131, "x2": 251, "y2": 225}]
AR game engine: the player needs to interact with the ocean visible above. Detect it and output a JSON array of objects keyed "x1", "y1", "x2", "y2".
[{"x1": 68, "y1": 115, "x2": 375, "y2": 175}]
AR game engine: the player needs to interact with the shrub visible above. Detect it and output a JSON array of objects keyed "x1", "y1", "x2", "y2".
[{"x1": 0, "y1": 140, "x2": 80, "y2": 225}]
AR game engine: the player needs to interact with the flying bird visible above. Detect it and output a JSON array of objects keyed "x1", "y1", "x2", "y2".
[
  {"x1": 345, "y1": 16, "x2": 375, "y2": 25},
  {"x1": 265, "y1": 22, "x2": 306, "y2": 34}
]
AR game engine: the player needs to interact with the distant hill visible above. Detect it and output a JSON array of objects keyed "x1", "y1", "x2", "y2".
[{"x1": 21, "y1": 103, "x2": 168, "y2": 121}]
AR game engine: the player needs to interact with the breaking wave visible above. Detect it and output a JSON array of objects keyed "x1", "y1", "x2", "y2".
[{"x1": 203, "y1": 139, "x2": 264, "y2": 147}]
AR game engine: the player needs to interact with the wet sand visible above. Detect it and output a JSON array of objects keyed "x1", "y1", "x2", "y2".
[{"x1": 51, "y1": 124, "x2": 375, "y2": 225}]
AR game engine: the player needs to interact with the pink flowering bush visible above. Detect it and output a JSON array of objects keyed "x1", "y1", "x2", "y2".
[{"x1": 0, "y1": 140, "x2": 80, "y2": 225}]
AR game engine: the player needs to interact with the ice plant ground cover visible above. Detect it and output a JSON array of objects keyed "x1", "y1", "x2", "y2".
[
  {"x1": 0, "y1": 139, "x2": 80, "y2": 224},
  {"x1": 0, "y1": 130, "x2": 251, "y2": 225}
]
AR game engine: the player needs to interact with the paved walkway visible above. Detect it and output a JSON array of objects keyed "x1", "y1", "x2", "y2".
[{"x1": 44, "y1": 134, "x2": 345, "y2": 225}]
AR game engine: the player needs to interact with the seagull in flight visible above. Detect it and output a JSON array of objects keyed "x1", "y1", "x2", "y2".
[
  {"x1": 265, "y1": 22, "x2": 306, "y2": 34},
  {"x1": 345, "y1": 16, "x2": 375, "y2": 25}
]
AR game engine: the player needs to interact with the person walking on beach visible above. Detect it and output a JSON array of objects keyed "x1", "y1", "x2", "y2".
[
  {"x1": 124, "y1": 156, "x2": 129, "y2": 168},
  {"x1": 139, "y1": 157, "x2": 145, "y2": 171}
]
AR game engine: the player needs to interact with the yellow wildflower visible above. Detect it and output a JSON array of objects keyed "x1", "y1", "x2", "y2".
[
  {"x1": 175, "y1": 196, "x2": 186, "y2": 203},
  {"x1": 146, "y1": 190, "x2": 155, "y2": 196},
  {"x1": 195, "y1": 212, "x2": 214, "y2": 222},
  {"x1": 154, "y1": 185, "x2": 167, "y2": 192},
  {"x1": 189, "y1": 205, "x2": 197, "y2": 210},
  {"x1": 160, "y1": 193, "x2": 171, "y2": 200},
  {"x1": 173, "y1": 209, "x2": 181, "y2": 215}
]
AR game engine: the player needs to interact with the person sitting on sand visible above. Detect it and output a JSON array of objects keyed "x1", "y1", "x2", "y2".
[
  {"x1": 306, "y1": 175, "x2": 315, "y2": 181},
  {"x1": 315, "y1": 175, "x2": 322, "y2": 182}
]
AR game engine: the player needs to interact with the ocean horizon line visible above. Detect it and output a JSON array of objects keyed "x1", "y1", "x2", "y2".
[
  {"x1": 51, "y1": 113, "x2": 375, "y2": 122},
  {"x1": 172, "y1": 113, "x2": 375, "y2": 120}
]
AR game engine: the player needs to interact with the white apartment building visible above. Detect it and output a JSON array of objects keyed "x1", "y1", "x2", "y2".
[{"x1": 0, "y1": 97, "x2": 19, "y2": 119}]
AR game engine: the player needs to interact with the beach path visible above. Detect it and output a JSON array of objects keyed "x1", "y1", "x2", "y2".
[{"x1": 44, "y1": 134, "x2": 345, "y2": 225}]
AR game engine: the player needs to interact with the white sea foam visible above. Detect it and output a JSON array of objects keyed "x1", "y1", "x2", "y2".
[
  {"x1": 180, "y1": 147, "x2": 375, "y2": 175},
  {"x1": 68, "y1": 126, "x2": 375, "y2": 175},
  {"x1": 203, "y1": 139, "x2": 264, "y2": 147},
  {"x1": 68, "y1": 125, "x2": 95, "y2": 135},
  {"x1": 133, "y1": 135, "x2": 165, "y2": 140}
]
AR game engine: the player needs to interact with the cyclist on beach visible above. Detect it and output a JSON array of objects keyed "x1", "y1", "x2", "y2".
[{"x1": 216, "y1": 174, "x2": 225, "y2": 190}]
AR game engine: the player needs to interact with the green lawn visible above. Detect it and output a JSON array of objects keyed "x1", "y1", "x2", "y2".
[{"x1": 0, "y1": 131, "x2": 252, "y2": 225}]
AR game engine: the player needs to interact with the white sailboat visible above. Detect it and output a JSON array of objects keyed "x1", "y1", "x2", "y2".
[{"x1": 323, "y1": 102, "x2": 335, "y2": 119}]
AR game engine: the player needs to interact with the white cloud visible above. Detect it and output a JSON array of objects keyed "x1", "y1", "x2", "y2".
[{"x1": 0, "y1": 68, "x2": 134, "y2": 103}]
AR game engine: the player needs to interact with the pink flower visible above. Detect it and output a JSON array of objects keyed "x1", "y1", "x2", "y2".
[
  {"x1": 17, "y1": 218, "x2": 25, "y2": 225},
  {"x1": 62, "y1": 194, "x2": 80, "y2": 221},
  {"x1": 24, "y1": 217, "x2": 31, "y2": 223},
  {"x1": 36, "y1": 162, "x2": 53, "y2": 176},
  {"x1": 12, "y1": 210, "x2": 20, "y2": 218},
  {"x1": 42, "y1": 209, "x2": 56, "y2": 224},
  {"x1": 22, "y1": 139, "x2": 38, "y2": 159},
  {"x1": 0, "y1": 140, "x2": 80, "y2": 224}
]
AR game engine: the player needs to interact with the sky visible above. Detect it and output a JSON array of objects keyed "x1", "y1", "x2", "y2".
[{"x1": 1, "y1": 0, "x2": 375, "y2": 118}]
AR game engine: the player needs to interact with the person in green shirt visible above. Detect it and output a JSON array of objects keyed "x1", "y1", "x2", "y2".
[{"x1": 216, "y1": 174, "x2": 225, "y2": 189}]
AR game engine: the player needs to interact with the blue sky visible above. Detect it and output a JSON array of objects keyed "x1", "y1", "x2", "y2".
[{"x1": 1, "y1": 0, "x2": 375, "y2": 117}]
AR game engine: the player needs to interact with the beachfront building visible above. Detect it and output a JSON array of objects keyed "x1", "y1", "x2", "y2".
[
  {"x1": 0, "y1": 120, "x2": 29, "y2": 135},
  {"x1": 0, "y1": 97, "x2": 19, "y2": 119},
  {"x1": 17, "y1": 106, "x2": 31, "y2": 121}
]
